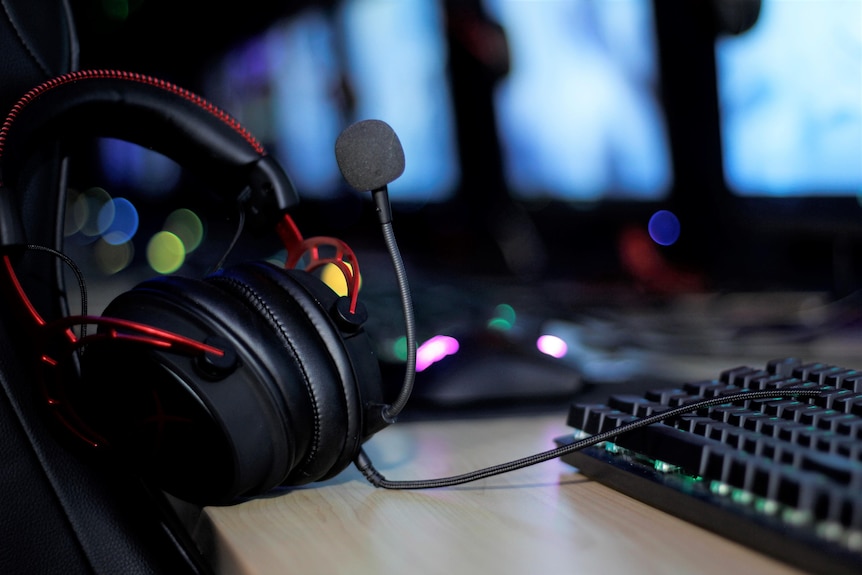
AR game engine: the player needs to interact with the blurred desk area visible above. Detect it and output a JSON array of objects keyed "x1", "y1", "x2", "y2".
[
  {"x1": 183, "y1": 273, "x2": 862, "y2": 574},
  {"x1": 359, "y1": 257, "x2": 862, "y2": 411},
  {"x1": 194, "y1": 412, "x2": 804, "y2": 575}
]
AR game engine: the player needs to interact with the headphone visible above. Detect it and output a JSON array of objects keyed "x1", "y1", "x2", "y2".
[
  {"x1": 3, "y1": 70, "x2": 818, "y2": 506},
  {"x1": 0, "y1": 70, "x2": 395, "y2": 505}
]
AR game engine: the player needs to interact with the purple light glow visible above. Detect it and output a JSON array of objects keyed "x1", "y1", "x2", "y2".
[
  {"x1": 536, "y1": 334, "x2": 567, "y2": 359},
  {"x1": 416, "y1": 335, "x2": 460, "y2": 372}
]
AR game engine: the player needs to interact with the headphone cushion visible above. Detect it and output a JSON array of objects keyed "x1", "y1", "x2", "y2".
[
  {"x1": 79, "y1": 273, "x2": 311, "y2": 502},
  {"x1": 205, "y1": 262, "x2": 365, "y2": 484},
  {"x1": 79, "y1": 263, "x2": 362, "y2": 502}
]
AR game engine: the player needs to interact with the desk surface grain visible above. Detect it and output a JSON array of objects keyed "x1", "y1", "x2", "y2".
[{"x1": 197, "y1": 412, "x2": 803, "y2": 575}]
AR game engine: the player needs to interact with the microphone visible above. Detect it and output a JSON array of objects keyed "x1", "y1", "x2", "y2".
[
  {"x1": 335, "y1": 119, "x2": 405, "y2": 225},
  {"x1": 335, "y1": 119, "x2": 405, "y2": 192},
  {"x1": 335, "y1": 119, "x2": 415, "y2": 423}
]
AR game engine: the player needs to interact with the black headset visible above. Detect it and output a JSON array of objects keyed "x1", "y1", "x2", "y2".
[
  {"x1": 0, "y1": 71, "x2": 823, "y2": 505},
  {"x1": 0, "y1": 70, "x2": 394, "y2": 505}
]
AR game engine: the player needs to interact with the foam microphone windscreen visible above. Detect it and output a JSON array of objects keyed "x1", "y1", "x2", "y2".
[{"x1": 335, "y1": 119, "x2": 405, "y2": 192}]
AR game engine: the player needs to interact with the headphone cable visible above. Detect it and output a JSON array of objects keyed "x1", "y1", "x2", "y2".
[
  {"x1": 354, "y1": 387, "x2": 823, "y2": 489},
  {"x1": 208, "y1": 201, "x2": 246, "y2": 274},
  {"x1": 23, "y1": 244, "x2": 89, "y2": 339}
]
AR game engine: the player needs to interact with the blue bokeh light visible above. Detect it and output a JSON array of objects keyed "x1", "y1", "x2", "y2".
[
  {"x1": 97, "y1": 198, "x2": 140, "y2": 245},
  {"x1": 648, "y1": 210, "x2": 680, "y2": 246}
]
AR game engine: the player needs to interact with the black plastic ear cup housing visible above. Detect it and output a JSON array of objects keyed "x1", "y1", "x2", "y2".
[{"x1": 75, "y1": 262, "x2": 387, "y2": 504}]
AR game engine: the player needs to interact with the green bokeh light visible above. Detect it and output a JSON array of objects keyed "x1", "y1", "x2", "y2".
[
  {"x1": 147, "y1": 231, "x2": 186, "y2": 274},
  {"x1": 163, "y1": 208, "x2": 204, "y2": 253},
  {"x1": 392, "y1": 336, "x2": 408, "y2": 362},
  {"x1": 488, "y1": 303, "x2": 516, "y2": 331},
  {"x1": 94, "y1": 239, "x2": 135, "y2": 275},
  {"x1": 71, "y1": 187, "x2": 112, "y2": 237}
]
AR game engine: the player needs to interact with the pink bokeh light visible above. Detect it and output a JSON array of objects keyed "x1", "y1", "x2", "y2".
[
  {"x1": 416, "y1": 335, "x2": 460, "y2": 371},
  {"x1": 536, "y1": 334, "x2": 567, "y2": 359}
]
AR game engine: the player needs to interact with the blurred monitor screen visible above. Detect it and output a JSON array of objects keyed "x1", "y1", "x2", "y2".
[
  {"x1": 484, "y1": 0, "x2": 673, "y2": 202},
  {"x1": 112, "y1": 1, "x2": 674, "y2": 207},
  {"x1": 714, "y1": 0, "x2": 862, "y2": 197},
  {"x1": 202, "y1": 0, "x2": 459, "y2": 204}
]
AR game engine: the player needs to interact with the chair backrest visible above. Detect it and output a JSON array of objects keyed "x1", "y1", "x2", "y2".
[{"x1": 0, "y1": 2, "x2": 210, "y2": 572}]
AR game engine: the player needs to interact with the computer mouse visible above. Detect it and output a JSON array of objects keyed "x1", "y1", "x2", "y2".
[{"x1": 407, "y1": 329, "x2": 583, "y2": 408}]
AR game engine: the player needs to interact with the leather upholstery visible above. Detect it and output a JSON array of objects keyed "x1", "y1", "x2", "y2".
[{"x1": 0, "y1": 1, "x2": 211, "y2": 572}]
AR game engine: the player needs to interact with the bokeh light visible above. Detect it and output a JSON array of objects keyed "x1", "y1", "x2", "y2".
[
  {"x1": 98, "y1": 197, "x2": 139, "y2": 245},
  {"x1": 94, "y1": 238, "x2": 135, "y2": 275},
  {"x1": 69, "y1": 187, "x2": 112, "y2": 238},
  {"x1": 266, "y1": 249, "x2": 288, "y2": 268},
  {"x1": 537, "y1": 334, "x2": 568, "y2": 359},
  {"x1": 416, "y1": 335, "x2": 460, "y2": 372},
  {"x1": 648, "y1": 209, "x2": 681, "y2": 246},
  {"x1": 163, "y1": 208, "x2": 204, "y2": 253},
  {"x1": 488, "y1": 303, "x2": 516, "y2": 331},
  {"x1": 147, "y1": 231, "x2": 186, "y2": 274},
  {"x1": 64, "y1": 190, "x2": 84, "y2": 237},
  {"x1": 101, "y1": 0, "x2": 130, "y2": 20},
  {"x1": 393, "y1": 336, "x2": 408, "y2": 362},
  {"x1": 320, "y1": 262, "x2": 360, "y2": 296}
]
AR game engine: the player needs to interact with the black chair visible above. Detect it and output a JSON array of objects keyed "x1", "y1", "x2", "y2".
[{"x1": 0, "y1": 1, "x2": 211, "y2": 572}]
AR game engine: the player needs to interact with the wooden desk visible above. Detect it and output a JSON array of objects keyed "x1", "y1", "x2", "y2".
[{"x1": 196, "y1": 411, "x2": 803, "y2": 575}]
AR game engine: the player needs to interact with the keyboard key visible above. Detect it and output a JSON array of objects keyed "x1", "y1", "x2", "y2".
[
  {"x1": 759, "y1": 399, "x2": 798, "y2": 417},
  {"x1": 806, "y1": 366, "x2": 853, "y2": 385},
  {"x1": 741, "y1": 412, "x2": 773, "y2": 432},
  {"x1": 792, "y1": 362, "x2": 834, "y2": 382},
  {"x1": 801, "y1": 451, "x2": 862, "y2": 486},
  {"x1": 720, "y1": 366, "x2": 766, "y2": 387},
  {"x1": 832, "y1": 372, "x2": 862, "y2": 392},
  {"x1": 771, "y1": 467, "x2": 832, "y2": 515},
  {"x1": 598, "y1": 412, "x2": 638, "y2": 434},
  {"x1": 836, "y1": 418, "x2": 862, "y2": 440},
  {"x1": 813, "y1": 387, "x2": 854, "y2": 409},
  {"x1": 797, "y1": 407, "x2": 837, "y2": 427},
  {"x1": 682, "y1": 379, "x2": 722, "y2": 397},
  {"x1": 719, "y1": 365, "x2": 756, "y2": 383},
  {"x1": 644, "y1": 387, "x2": 689, "y2": 404},
  {"x1": 766, "y1": 357, "x2": 803, "y2": 376},
  {"x1": 615, "y1": 422, "x2": 724, "y2": 476},
  {"x1": 749, "y1": 373, "x2": 792, "y2": 390},
  {"x1": 833, "y1": 393, "x2": 862, "y2": 415},
  {"x1": 607, "y1": 395, "x2": 663, "y2": 417}
]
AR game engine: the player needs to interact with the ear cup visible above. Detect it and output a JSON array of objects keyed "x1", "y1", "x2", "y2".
[
  {"x1": 74, "y1": 262, "x2": 383, "y2": 504},
  {"x1": 206, "y1": 262, "x2": 371, "y2": 484}
]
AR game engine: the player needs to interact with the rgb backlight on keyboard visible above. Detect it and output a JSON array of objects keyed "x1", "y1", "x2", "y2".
[{"x1": 560, "y1": 358, "x2": 862, "y2": 575}]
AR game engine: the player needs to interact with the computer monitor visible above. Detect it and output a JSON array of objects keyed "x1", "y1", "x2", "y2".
[
  {"x1": 706, "y1": 0, "x2": 862, "y2": 292},
  {"x1": 203, "y1": 0, "x2": 672, "y2": 208},
  {"x1": 484, "y1": 0, "x2": 672, "y2": 203},
  {"x1": 201, "y1": 0, "x2": 459, "y2": 206},
  {"x1": 715, "y1": 0, "x2": 861, "y2": 201}
]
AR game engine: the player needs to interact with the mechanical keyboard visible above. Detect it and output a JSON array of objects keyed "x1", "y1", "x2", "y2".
[{"x1": 558, "y1": 358, "x2": 862, "y2": 575}]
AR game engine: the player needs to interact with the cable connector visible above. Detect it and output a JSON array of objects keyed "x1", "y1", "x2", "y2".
[{"x1": 354, "y1": 448, "x2": 386, "y2": 488}]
